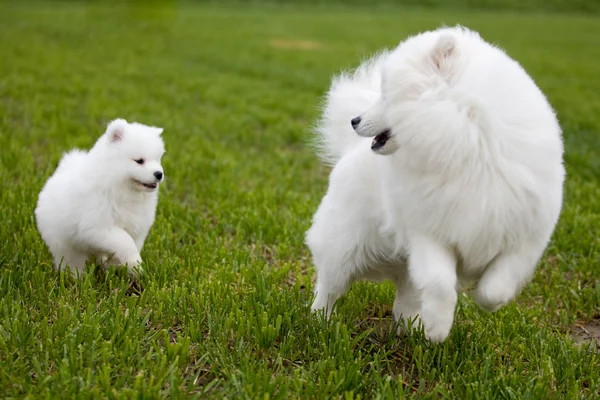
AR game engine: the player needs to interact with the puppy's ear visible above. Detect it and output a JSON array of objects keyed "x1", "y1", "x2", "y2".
[
  {"x1": 431, "y1": 34, "x2": 458, "y2": 74},
  {"x1": 107, "y1": 119, "x2": 127, "y2": 142},
  {"x1": 153, "y1": 127, "x2": 164, "y2": 136}
]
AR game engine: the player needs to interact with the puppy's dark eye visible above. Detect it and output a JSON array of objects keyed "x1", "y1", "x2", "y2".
[{"x1": 134, "y1": 159, "x2": 144, "y2": 165}]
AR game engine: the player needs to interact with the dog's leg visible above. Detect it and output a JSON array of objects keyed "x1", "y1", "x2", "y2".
[
  {"x1": 57, "y1": 249, "x2": 89, "y2": 279},
  {"x1": 474, "y1": 243, "x2": 545, "y2": 312},
  {"x1": 76, "y1": 227, "x2": 143, "y2": 278},
  {"x1": 307, "y1": 148, "x2": 383, "y2": 318},
  {"x1": 408, "y1": 234, "x2": 458, "y2": 343},
  {"x1": 133, "y1": 236, "x2": 146, "y2": 254},
  {"x1": 392, "y1": 272, "x2": 421, "y2": 334},
  {"x1": 133, "y1": 225, "x2": 151, "y2": 252},
  {"x1": 306, "y1": 198, "x2": 365, "y2": 318},
  {"x1": 311, "y1": 267, "x2": 352, "y2": 317}
]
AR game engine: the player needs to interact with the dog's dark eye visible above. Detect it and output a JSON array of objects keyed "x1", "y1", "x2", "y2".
[{"x1": 134, "y1": 159, "x2": 144, "y2": 165}]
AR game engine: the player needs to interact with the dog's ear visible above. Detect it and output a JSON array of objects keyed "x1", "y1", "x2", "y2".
[
  {"x1": 107, "y1": 119, "x2": 127, "y2": 142},
  {"x1": 431, "y1": 34, "x2": 458, "y2": 74},
  {"x1": 153, "y1": 127, "x2": 164, "y2": 136}
]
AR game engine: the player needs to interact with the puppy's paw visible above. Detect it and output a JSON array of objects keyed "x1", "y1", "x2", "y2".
[
  {"x1": 125, "y1": 254, "x2": 142, "y2": 266},
  {"x1": 127, "y1": 265, "x2": 144, "y2": 280},
  {"x1": 124, "y1": 254, "x2": 143, "y2": 279}
]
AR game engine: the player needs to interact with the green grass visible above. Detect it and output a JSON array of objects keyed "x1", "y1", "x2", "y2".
[{"x1": 1, "y1": 2, "x2": 600, "y2": 398}]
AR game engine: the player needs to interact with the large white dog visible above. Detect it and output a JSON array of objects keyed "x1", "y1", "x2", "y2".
[
  {"x1": 306, "y1": 26, "x2": 565, "y2": 342},
  {"x1": 36, "y1": 119, "x2": 165, "y2": 278}
]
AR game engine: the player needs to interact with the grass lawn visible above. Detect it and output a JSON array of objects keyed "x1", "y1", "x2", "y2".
[{"x1": 1, "y1": 2, "x2": 600, "y2": 398}]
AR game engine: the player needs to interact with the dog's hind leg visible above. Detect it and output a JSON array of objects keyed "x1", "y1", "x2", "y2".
[
  {"x1": 474, "y1": 242, "x2": 545, "y2": 312},
  {"x1": 306, "y1": 200, "x2": 361, "y2": 317},
  {"x1": 307, "y1": 148, "x2": 385, "y2": 318},
  {"x1": 306, "y1": 195, "x2": 377, "y2": 318},
  {"x1": 311, "y1": 265, "x2": 352, "y2": 317},
  {"x1": 307, "y1": 200, "x2": 384, "y2": 318}
]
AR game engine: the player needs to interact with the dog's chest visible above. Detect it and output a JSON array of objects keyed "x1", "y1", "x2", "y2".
[
  {"x1": 390, "y1": 172, "x2": 538, "y2": 268},
  {"x1": 111, "y1": 197, "x2": 155, "y2": 240}
]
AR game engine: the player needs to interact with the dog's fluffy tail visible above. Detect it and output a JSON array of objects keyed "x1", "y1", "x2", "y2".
[{"x1": 312, "y1": 51, "x2": 388, "y2": 165}]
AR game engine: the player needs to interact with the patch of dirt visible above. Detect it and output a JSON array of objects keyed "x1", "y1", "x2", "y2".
[
  {"x1": 570, "y1": 320, "x2": 600, "y2": 350},
  {"x1": 269, "y1": 39, "x2": 325, "y2": 50}
]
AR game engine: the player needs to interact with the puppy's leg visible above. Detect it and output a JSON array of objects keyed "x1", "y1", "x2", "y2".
[
  {"x1": 474, "y1": 243, "x2": 545, "y2": 312},
  {"x1": 134, "y1": 238, "x2": 147, "y2": 254},
  {"x1": 133, "y1": 225, "x2": 151, "y2": 253},
  {"x1": 392, "y1": 271, "x2": 421, "y2": 334},
  {"x1": 408, "y1": 235, "x2": 458, "y2": 343},
  {"x1": 56, "y1": 249, "x2": 88, "y2": 279},
  {"x1": 76, "y1": 228, "x2": 143, "y2": 278}
]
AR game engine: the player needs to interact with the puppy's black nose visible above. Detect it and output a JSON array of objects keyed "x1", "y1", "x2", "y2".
[
  {"x1": 351, "y1": 116, "x2": 361, "y2": 129},
  {"x1": 154, "y1": 171, "x2": 163, "y2": 180}
]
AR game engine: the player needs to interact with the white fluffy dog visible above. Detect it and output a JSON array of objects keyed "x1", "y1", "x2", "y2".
[
  {"x1": 306, "y1": 26, "x2": 565, "y2": 342},
  {"x1": 35, "y1": 119, "x2": 165, "y2": 278}
]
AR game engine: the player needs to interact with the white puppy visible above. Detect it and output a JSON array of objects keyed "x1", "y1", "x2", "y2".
[
  {"x1": 307, "y1": 26, "x2": 565, "y2": 342},
  {"x1": 35, "y1": 119, "x2": 165, "y2": 278}
]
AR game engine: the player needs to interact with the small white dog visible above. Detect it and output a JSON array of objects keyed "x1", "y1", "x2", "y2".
[
  {"x1": 35, "y1": 119, "x2": 165, "y2": 278},
  {"x1": 306, "y1": 26, "x2": 565, "y2": 342}
]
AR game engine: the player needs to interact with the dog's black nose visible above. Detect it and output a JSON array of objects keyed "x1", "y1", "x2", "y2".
[
  {"x1": 351, "y1": 116, "x2": 361, "y2": 129},
  {"x1": 154, "y1": 171, "x2": 163, "y2": 180}
]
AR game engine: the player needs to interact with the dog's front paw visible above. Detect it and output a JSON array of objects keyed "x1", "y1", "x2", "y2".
[
  {"x1": 125, "y1": 254, "x2": 142, "y2": 266},
  {"x1": 422, "y1": 314, "x2": 453, "y2": 343},
  {"x1": 128, "y1": 266, "x2": 144, "y2": 280},
  {"x1": 394, "y1": 308, "x2": 449, "y2": 341},
  {"x1": 124, "y1": 254, "x2": 143, "y2": 279},
  {"x1": 424, "y1": 320, "x2": 453, "y2": 343},
  {"x1": 419, "y1": 302, "x2": 455, "y2": 343}
]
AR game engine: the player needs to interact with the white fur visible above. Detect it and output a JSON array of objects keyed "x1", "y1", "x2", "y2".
[
  {"x1": 35, "y1": 119, "x2": 165, "y2": 278},
  {"x1": 307, "y1": 26, "x2": 565, "y2": 342}
]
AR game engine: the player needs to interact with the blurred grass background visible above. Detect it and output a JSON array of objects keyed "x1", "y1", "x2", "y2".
[{"x1": 207, "y1": 0, "x2": 600, "y2": 13}]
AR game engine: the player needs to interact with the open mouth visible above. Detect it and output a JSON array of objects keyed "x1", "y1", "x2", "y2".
[
  {"x1": 134, "y1": 180, "x2": 158, "y2": 190},
  {"x1": 371, "y1": 129, "x2": 391, "y2": 151}
]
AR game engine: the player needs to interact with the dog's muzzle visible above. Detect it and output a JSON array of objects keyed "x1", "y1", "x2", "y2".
[{"x1": 371, "y1": 130, "x2": 391, "y2": 151}]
